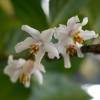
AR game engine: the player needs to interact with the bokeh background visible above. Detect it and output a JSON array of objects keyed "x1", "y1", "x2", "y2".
[{"x1": 0, "y1": 0, "x2": 100, "y2": 100}]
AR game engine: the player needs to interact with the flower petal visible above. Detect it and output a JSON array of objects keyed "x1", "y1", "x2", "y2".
[
  {"x1": 75, "y1": 42, "x2": 84, "y2": 58},
  {"x1": 24, "y1": 75, "x2": 31, "y2": 88},
  {"x1": 18, "y1": 59, "x2": 26, "y2": 67},
  {"x1": 15, "y1": 37, "x2": 34, "y2": 53},
  {"x1": 40, "y1": 28, "x2": 55, "y2": 42},
  {"x1": 34, "y1": 70, "x2": 43, "y2": 85},
  {"x1": 10, "y1": 71, "x2": 21, "y2": 83},
  {"x1": 54, "y1": 24, "x2": 67, "y2": 40},
  {"x1": 62, "y1": 50, "x2": 71, "y2": 68},
  {"x1": 35, "y1": 48, "x2": 45, "y2": 64},
  {"x1": 4, "y1": 64, "x2": 21, "y2": 83},
  {"x1": 24, "y1": 81, "x2": 30, "y2": 88},
  {"x1": 21, "y1": 25, "x2": 40, "y2": 40},
  {"x1": 4, "y1": 56, "x2": 26, "y2": 83},
  {"x1": 8, "y1": 55, "x2": 13, "y2": 65},
  {"x1": 33, "y1": 62, "x2": 46, "y2": 73},
  {"x1": 67, "y1": 16, "x2": 80, "y2": 26},
  {"x1": 80, "y1": 30, "x2": 98, "y2": 40},
  {"x1": 44, "y1": 43, "x2": 59, "y2": 59},
  {"x1": 82, "y1": 17, "x2": 88, "y2": 26},
  {"x1": 39, "y1": 64, "x2": 46, "y2": 73}
]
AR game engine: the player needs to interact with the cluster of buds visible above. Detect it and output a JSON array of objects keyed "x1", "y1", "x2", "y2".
[{"x1": 4, "y1": 16, "x2": 98, "y2": 87}]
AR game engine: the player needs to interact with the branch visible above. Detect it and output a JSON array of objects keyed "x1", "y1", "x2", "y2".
[{"x1": 81, "y1": 44, "x2": 100, "y2": 54}]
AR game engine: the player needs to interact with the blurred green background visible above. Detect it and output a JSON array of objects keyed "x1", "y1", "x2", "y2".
[{"x1": 0, "y1": 0, "x2": 100, "y2": 100}]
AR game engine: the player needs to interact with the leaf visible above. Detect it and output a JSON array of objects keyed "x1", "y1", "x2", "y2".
[
  {"x1": 49, "y1": 0, "x2": 89, "y2": 26},
  {"x1": 49, "y1": 0, "x2": 68, "y2": 22},
  {"x1": 30, "y1": 73, "x2": 91, "y2": 100},
  {"x1": 0, "y1": 9, "x2": 17, "y2": 33},
  {"x1": 42, "y1": 56, "x2": 83, "y2": 74},
  {"x1": 11, "y1": 0, "x2": 48, "y2": 30}
]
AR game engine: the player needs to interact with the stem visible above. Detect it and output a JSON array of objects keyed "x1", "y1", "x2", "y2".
[{"x1": 81, "y1": 44, "x2": 100, "y2": 54}]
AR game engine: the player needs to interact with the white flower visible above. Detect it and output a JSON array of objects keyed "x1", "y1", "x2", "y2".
[
  {"x1": 55, "y1": 37, "x2": 82, "y2": 68},
  {"x1": 4, "y1": 55, "x2": 45, "y2": 88},
  {"x1": 4, "y1": 55, "x2": 26, "y2": 83},
  {"x1": 54, "y1": 16, "x2": 98, "y2": 68},
  {"x1": 15, "y1": 25, "x2": 59, "y2": 64},
  {"x1": 55, "y1": 16, "x2": 98, "y2": 43}
]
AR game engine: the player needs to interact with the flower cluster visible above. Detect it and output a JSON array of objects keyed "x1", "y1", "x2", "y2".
[{"x1": 4, "y1": 16, "x2": 98, "y2": 87}]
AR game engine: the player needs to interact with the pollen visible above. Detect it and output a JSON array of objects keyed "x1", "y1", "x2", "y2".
[
  {"x1": 30, "y1": 43, "x2": 39, "y2": 54},
  {"x1": 19, "y1": 73, "x2": 30, "y2": 84},
  {"x1": 66, "y1": 45, "x2": 77, "y2": 56},
  {"x1": 73, "y1": 32, "x2": 84, "y2": 44}
]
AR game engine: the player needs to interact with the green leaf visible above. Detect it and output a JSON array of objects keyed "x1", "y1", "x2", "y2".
[
  {"x1": 11, "y1": 0, "x2": 48, "y2": 30},
  {"x1": 49, "y1": 0, "x2": 68, "y2": 22},
  {"x1": 30, "y1": 73, "x2": 91, "y2": 100},
  {"x1": 49, "y1": 0, "x2": 89, "y2": 26},
  {"x1": 0, "y1": 9, "x2": 15, "y2": 33},
  {"x1": 42, "y1": 56, "x2": 83, "y2": 74}
]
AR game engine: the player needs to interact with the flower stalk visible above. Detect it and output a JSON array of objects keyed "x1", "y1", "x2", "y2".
[{"x1": 81, "y1": 44, "x2": 100, "y2": 54}]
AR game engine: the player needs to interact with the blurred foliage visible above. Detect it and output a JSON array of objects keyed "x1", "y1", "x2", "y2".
[
  {"x1": 0, "y1": 0, "x2": 100, "y2": 100},
  {"x1": 30, "y1": 73, "x2": 91, "y2": 100}
]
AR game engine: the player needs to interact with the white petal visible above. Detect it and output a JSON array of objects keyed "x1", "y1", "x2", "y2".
[
  {"x1": 33, "y1": 62, "x2": 46, "y2": 73},
  {"x1": 4, "y1": 65, "x2": 11, "y2": 75},
  {"x1": 62, "y1": 50, "x2": 71, "y2": 68},
  {"x1": 44, "y1": 43, "x2": 59, "y2": 59},
  {"x1": 8, "y1": 55, "x2": 13, "y2": 65},
  {"x1": 54, "y1": 24, "x2": 67, "y2": 40},
  {"x1": 75, "y1": 42, "x2": 84, "y2": 58},
  {"x1": 4, "y1": 65, "x2": 21, "y2": 83},
  {"x1": 67, "y1": 16, "x2": 80, "y2": 26},
  {"x1": 24, "y1": 75, "x2": 31, "y2": 88},
  {"x1": 10, "y1": 71, "x2": 21, "y2": 83},
  {"x1": 15, "y1": 37, "x2": 34, "y2": 53},
  {"x1": 55, "y1": 44, "x2": 64, "y2": 54},
  {"x1": 34, "y1": 70, "x2": 43, "y2": 85},
  {"x1": 57, "y1": 24, "x2": 67, "y2": 34},
  {"x1": 24, "y1": 81, "x2": 30, "y2": 88},
  {"x1": 48, "y1": 53, "x2": 55, "y2": 59},
  {"x1": 18, "y1": 59, "x2": 26, "y2": 67},
  {"x1": 65, "y1": 37, "x2": 74, "y2": 46},
  {"x1": 21, "y1": 25, "x2": 40, "y2": 40},
  {"x1": 82, "y1": 17, "x2": 88, "y2": 26},
  {"x1": 72, "y1": 23, "x2": 82, "y2": 32},
  {"x1": 39, "y1": 64, "x2": 46, "y2": 73},
  {"x1": 40, "y1": 28, "x2": 55, "y2": 42},
  {"x1": 4, "y1": 60, "x2": 18, "y2": 75},
  {"x1": 35, "y1": 48, "x2": 45, "y2": 64},
  {"x1": 80, "y1": 30, "x2": 98, "y2": 40},
  {"x1": 4, "y1": 57, "x2": 25, "y2": 83},
  {"x1": 66, "y1": 23, "x2": 82, "y2": 36}
]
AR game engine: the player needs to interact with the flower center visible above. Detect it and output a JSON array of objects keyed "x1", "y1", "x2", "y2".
[
  {"x1": 73, "y1": 32, "x2": 84, "y2": 44},
  {"x1": 19, "y1": 73, "x2": 30, "y2": 85},
  {"x1": 30, "y1": 43, "x2": 39, "y2": 54},
  {"x1": 19, "y1": 60, "x2": 34, "y2": 85},
  {"x1": 66, "y1": 45, "x2": 77, "y2": 56}
]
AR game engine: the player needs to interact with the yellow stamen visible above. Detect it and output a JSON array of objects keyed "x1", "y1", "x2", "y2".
[
  {"x1": 73, "y1": 32, "x2": 84, "y2": 44},
  {"x1": 19, "y1": 60, "x2": 34, "y2": 85},
  {"x1": 30, "y1": 43, "x2": 39, "y2": 54},
  {"x1": 66, "y1": 45, "x2": 77, "y2": 56},
  {"x1": 19, "y1": 73, "x2": 30, "y2": 84}
]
